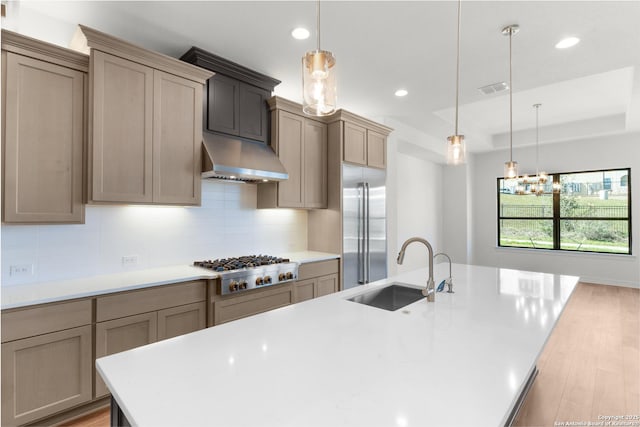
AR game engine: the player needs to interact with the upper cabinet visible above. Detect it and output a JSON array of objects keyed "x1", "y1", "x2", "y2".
[
  {"x1": 257, "y1": 97, "x2": 328, "y2": 209},
  {"x1": 180, "y1": 47, "x2": 280, "y2": 144},
  {"x1": 341, "y1": 114, "x2": 390, "y2": 169},
  {"x1": 71, "y1": 25, "x2": 213, "y2": 205},
  {"x1": 1, "y1": 30, "x2": 87, "y2": 224}
]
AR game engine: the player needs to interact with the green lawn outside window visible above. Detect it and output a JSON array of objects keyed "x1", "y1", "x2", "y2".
[{"x1": 497, "y1": 168, "x2": 631, "y2": 255}]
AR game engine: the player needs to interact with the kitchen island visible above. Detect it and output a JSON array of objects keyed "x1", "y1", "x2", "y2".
[{"x1": 97, "y1": 263, "x2": 578, "y2": 427}]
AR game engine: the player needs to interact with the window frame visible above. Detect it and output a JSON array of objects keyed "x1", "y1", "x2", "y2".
[{"x1": 497, "y1": 167, "x2": 632, "y2": 255}]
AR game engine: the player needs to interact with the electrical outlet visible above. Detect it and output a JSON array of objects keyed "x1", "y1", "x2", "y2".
[
  {"x1": 9, "y1": 264, "x2": 32, "y2": 277},
  {"x1": 121, "y1": 255, "x2": 138, "y2": 266}
]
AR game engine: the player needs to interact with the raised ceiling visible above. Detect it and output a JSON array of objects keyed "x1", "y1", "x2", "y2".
[{"x1": 5, "y1": 0, "x2": 639, "y2": 157}]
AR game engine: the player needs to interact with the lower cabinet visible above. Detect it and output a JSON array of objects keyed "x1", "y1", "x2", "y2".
[
  {"x1": 293, "y1": 259, "x2": 340, "y2": 303},
  {"x1": 1, "y1": 319, "x2": 92, "y2": 427},
  {"x1": 94, "y1": 281, "x2": 206, "y2": 397},
  {"x1": 213, "y1": 283, "x2": 294, "y2": 325},
  {"x1": 158, "y1": 302, "x2": 207, "y2": 341},
  {"x1": 95, "y1": 312, "x2": 158, "y2": 397}
]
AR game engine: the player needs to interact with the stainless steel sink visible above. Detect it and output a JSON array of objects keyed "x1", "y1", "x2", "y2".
[{"x1": 347, "y1": 283, "x2": 425, "y2": 311}]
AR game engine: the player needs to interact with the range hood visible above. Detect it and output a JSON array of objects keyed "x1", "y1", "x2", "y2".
[{"x1": 202, "y1": 132, "x2": 288, "y2": 182}]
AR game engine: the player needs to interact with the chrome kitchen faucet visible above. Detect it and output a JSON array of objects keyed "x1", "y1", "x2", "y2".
[{"x1": 397, "y1": 237, "x2": 436, "y2": 302}]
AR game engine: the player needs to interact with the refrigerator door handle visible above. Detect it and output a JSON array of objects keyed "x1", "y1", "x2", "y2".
[
  {"x1": 357, "y1": 182, "x2": 365, "y2": 284},
  {"x1": 365, "y1": 182, "x2": 370, "y2": 283}
]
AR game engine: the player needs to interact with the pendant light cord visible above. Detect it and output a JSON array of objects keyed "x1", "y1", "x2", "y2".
[
  {"x1": 509, "y1": 28, "x2": 513, "y2": 163},
  {"x1": 316, "y1": 0, "x2": 321, "y2": 51},
  {"x1": 454, "y1": 0, "x2": 461, "y2": 135},
  {"x1": 535, "y1": 104, "x2": 540, "y2": 176}
]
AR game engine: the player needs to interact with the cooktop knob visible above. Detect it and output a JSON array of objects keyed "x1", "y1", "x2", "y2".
[
  {"x1": 229, "y1": 281, "x2": 239, "y2": 292},
  {"x1": 285, "y1": 272, "x2": 293, "y2": 280},
  {"x1": 239, "y1": 281, "x2": 248, "y2": 290},
  {"x1": 278, "y1": 273, "x2": 285, "y2": 281},
  {"x1": 264, "y1": 276, "x2": 272, "y2": 284},
  {"x1": 256, "y1": 277, "x2": 264, "y2": 286}
]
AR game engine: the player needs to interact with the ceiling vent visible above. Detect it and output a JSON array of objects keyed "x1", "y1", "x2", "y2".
[{"x1": 478, "y1": 81, "x2": 509, "y2": 95}]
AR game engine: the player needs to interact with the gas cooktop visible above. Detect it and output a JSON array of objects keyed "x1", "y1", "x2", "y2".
[
  {"x1": 193, "y1": 255, "x2": 290, "y2": 272},
  {"x1": 193, "y1": 255, "x2": 298, "y2": 295}
]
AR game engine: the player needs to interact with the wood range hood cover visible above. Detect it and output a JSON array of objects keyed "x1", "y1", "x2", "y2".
[{"x1": 180, "y1": 47, "x2": 287, "y2": 182}]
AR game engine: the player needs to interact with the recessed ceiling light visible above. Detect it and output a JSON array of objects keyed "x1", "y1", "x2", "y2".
[
  {"x1": 291, "y1": 27, "x2": 310, "y2": 40},
  {"x1": 555, "y1": 36, "x2": 580, "y2": 49},
  {"x1": 394, "y1": 89, "x2": 408, "y2": 97}
]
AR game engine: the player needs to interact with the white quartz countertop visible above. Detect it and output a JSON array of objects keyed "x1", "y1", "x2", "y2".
[
  {"x1": 0, "y1": 265, "x2": 218, "y2": 310},
  {"x1": 0, "y1": 251, "x2": 340, "y2": 310},
  {"x1": 97, "y1": 264, "x2": 579, "y2": 427},
  {"x1": 281, "y1": 250, "x2": 340, "y2": 264}
]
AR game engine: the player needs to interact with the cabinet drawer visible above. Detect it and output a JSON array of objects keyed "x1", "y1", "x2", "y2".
[
  {"x1": 1, "y1": 299, "x2": 92, "y2": 343},
  {"x1": 214, "y1": 284, "x2": 293, "y2": 325},
  {"x1": 298, "y1": 259, "x2": 339, "y2": 281},
  {"x1": 96, "y1": 281, "x2": 206, "y2": 322},
  {"x1": 1, "y1": 325, "x2": 92, "y2": 426}
]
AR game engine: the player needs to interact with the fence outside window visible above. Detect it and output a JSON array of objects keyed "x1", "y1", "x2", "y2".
[{"x1": 497, "y1": 168, "x2": 631, "y2": 254}]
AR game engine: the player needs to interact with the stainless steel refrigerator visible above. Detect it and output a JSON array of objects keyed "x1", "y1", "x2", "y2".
[{"x1": 342, "y1": 164, "x2": 387, "y2": 289}]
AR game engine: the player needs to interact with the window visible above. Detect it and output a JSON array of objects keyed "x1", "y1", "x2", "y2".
[{"x1": 498, "y1": 168, "x2": 631, "y2": 254}]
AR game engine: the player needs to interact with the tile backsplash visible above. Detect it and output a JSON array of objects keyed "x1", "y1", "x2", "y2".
[{"x1": 1, "y1": 180, "x2": 308, "y2": 286}]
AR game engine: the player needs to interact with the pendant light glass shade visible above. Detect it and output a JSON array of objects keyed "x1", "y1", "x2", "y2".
[
  {"x1": 505, "y1": 160, "x2": 518, "y2": 180},
  {"x1": 446, "y1": 0, "x2": 466, "y2": 165},
  {"x1": 447, "y1": 135, "x2": 466, "y2": 165},
  {"x1": 302, "y1": 0, "x2": 336, "y2": 116},
  {"x1": 302, "y1": 50, "x2": 336, "y2": 116}
]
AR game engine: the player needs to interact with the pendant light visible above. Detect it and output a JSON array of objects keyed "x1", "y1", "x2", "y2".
[
  {"x1": 532, "y1": 103, "x2": 548, "y2": 196},
  {"x1": 302, "y1": 0, "x2": 336, "y2": 116},
  {"x1": 502, "y1": 24, "x2": 519, "y2": 180},
  {"x1": 446, "y1": 0, "x2": 465, "y2": 165}
]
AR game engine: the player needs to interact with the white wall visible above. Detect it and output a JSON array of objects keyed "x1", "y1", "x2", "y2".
[
  {"x1": 1, "y1": 180, "x2": 307, "y2": 286},
  {"x1": 442, "y1": 161, "x2": 470, "y2": 263},
  {"x1": 381, "y1": 118, "x2": 445, "y2": 277},
  {"x1": 469, "y1": 132, "x2": 640, "y2": 288},
  {"x1": 381, "y1": 117, "x2": 446, "y2": 277},
  {"x1": 394, "y1": 148, "x2": 444, "y2": 275}
]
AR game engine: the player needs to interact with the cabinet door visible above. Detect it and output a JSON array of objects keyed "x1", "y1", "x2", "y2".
[
  {"x1": 239, "y1": 83, "x2": 269, "y2": 142},
  {"x1": 367, "y1": 130, "x2": 386, "y2": 169},
  {"x1": 294, "y1": 279, "x2": 316, "y2": 303},
  {"x1": 276, "y1": 111, "x2": 305, "y2": 208},
  {"x1": 1, "y1": 325, "x2": 92, "y2": 426},
  {"x1": 304, "y1": 120, "x2": 328, "y2": 208},
  {"x1": 207, "y1": 74, "x2": 239, "y2": 136},
  {"x1": 153, "y1": 70, "x2": 202, "y2": 205},
  {"x1": 214, "y1": 284, "x2": 293, "y2": 325},
  {"x1": 91, "y1": 51, "x2": 153, "y2": 203},
  {"x1": 3, "y1": 52, "x2": 85, "y2": 223},
  {"x1": 343, "y1": 122, "x2": 367, "y2": 165},
  {"x1": 95, "y1": 312, "x2": 157, "y2": 397},
  {"x1": 316, "y1": 273, "x2": 339, "y2": 297},
  {"x1": 157, "y1": 302, "x2": 206, "y2": 341}
]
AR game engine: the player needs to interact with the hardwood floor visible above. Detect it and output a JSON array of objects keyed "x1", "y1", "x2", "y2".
[
  {"x1": 515, "y1": 283, "x2": 640, "y2": 426},
  {"x1": 61, "y1": 283, "x2": 639, "y2": 427},
  {"x1": 58, "y1": 408, "x2": 109, "y2": 427}
]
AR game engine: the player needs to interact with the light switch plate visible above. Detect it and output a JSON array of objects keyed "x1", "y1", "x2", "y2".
[
  {"x1": 9, "y1": 264, "x2": 32, "y2": 277},
  {"x1": 121, "y1": 255, "x2": 138, "y2": 266}
]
